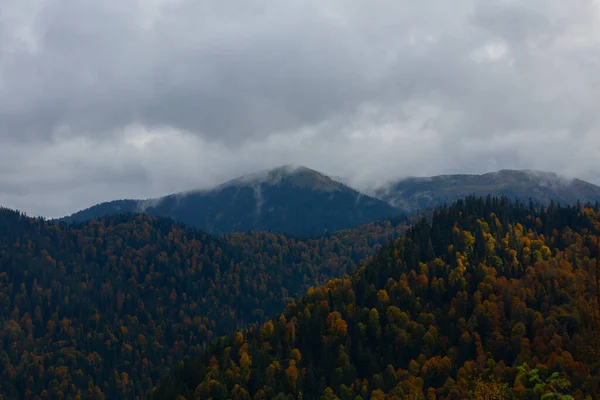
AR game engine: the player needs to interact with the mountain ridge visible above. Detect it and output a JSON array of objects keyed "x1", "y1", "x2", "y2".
[
  {"x1": 61, "y1": 165, "x2": 399, "y2": 236},
  {"x1": 60, "y1": 166, "x2": 600, "y2": 235},
  {"x1": 372, "y1": 168, "x2": 600, "y2": 212}
]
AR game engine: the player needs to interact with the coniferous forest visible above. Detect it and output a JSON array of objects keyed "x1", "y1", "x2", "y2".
[{"x1": 1, "y1": 197, "x2": 600, "y2": 399}]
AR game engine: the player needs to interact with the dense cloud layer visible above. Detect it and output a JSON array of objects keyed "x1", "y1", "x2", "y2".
[{"x1": 1, "y1": 0, "x2": 600, "y2": 217}]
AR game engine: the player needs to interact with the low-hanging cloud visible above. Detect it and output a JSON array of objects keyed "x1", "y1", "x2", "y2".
[{"x1": 1, "y1": 0, "x2": 599, "y2": 217}]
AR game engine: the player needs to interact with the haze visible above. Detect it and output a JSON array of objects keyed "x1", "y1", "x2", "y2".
[{"x1": 1, "y1": 0, "x2": 599, "y2": 217}]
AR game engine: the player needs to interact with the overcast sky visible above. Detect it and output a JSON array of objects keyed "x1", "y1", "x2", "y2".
[{"x1": 1, "y1": 0, "x2": 600, "y2": 217}]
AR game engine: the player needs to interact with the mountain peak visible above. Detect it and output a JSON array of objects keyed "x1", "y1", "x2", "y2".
[
  {"x1": 60, "y1": 165, "x2": 398, "y2": 235},
  {"x1": 216, "y1": 165, "x2": 344, "y2": 192}
]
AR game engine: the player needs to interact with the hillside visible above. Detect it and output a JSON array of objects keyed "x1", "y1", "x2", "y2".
[
  {"x1": 151, "y1": 197, "x2": 600, "y2": 399},
  {"x1": 0, "y1": 208, "x2": 408, "y2": 398},
  {"x1": 61, "y1": 166, "x2": 400, "y2": 236},
  {"x1": 374, "y1": 169, "x2": 600, "y2": 213}
]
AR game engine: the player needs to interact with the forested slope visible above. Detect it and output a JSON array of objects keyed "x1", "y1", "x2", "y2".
[
  {"x1": 151, "y1": 198, "x2": 600, "y2": 399},
  {"x1": 0, "y1": 209, "x2": 408, "y2": 398}
]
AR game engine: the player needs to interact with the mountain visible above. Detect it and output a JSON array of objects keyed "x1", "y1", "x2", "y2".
[
  {"x1": 373, "y1": 169, "x2": 600, "y2": 213},
  {"x1": 62, "y1": 166, "x2": 400, "y2": 236},
  {"x1": 0, "y1": 207, "x2": 408, "y2": 398},
  {"x1": 151, "y1": 197, "x2": 600, "y2": 399},
  {"x1": 62, "y1": 167, "x2": 600, "y2": 236}
]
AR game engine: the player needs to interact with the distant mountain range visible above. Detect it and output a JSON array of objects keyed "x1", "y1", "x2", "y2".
[
  {"x1": 61, "y1": 166, "x2": 600, "y2": 235},
  {"x1": 61, "y1": 166, "x2": 399, "y2": 236},
  {"x1": 375, "y1": 169, "x2": 600, "y2": 213}
]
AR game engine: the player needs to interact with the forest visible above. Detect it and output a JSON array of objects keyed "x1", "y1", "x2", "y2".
[
  {"x1": 150, "y1": 197, "x2": 600, "y2": 399},
  {"x1": 0, "y1": 209, "x2": 408, "y2": 398},
  {"x1": 1, "y1": 197, "x2": 600, "y2": 399}
]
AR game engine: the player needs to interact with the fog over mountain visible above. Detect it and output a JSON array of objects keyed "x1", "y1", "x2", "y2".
[
  {"x1": 62, "y1": 166, "x2": 401, "y2": 236},
  {"x1": 4, "y1": 2, "x2": 600, "y2": 398},
  {"x1": 62, "y1": 166, "x2": 600, "y2": 235},
  {"x1": 372, "y1": 169, "x2": 600, "y2": 213},
  {"x1": 1, "y1": 0, "x2": 600, "y2": 217}
]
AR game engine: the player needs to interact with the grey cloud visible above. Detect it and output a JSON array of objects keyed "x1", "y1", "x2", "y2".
[
  {"x1": 470, "y1": 3, "x2": 554, "y2": 42},
  {"x1": 1, "y1": 0, "x2": 600, "y2": 217},
  {"x1": 2, "y1": 0, "x2": 380, "y2": 143}
]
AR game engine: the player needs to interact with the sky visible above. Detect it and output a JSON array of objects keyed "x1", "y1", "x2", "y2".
[{"x1": 1, "y1": 0, "x2": 600, "y2": 217}]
